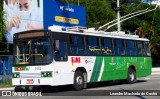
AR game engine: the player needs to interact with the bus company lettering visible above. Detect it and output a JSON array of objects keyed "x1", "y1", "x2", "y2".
[
  {"x1": 85, "y1": 59, "x2": 93, "y2": 64},
  {"x1": 71, "y1": 57, "x2": 81, "y2": 65},
  {"x1": 109, "y1": 57, "x2": 116, "y2": 65},
  {"x1": 60, "y1": 6, "x2": 74, "y2": 12}
]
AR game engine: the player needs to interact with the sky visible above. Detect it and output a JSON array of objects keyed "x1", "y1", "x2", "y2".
[{"x1": 141, "y1": 0, "x2": 154, "y2": 3}]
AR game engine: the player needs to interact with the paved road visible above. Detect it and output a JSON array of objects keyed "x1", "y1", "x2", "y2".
[{"x1": 0, "y1": 74, "x2": 160, "y2": 99}]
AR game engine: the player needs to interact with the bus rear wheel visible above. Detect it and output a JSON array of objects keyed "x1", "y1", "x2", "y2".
[
  {"x1": 127, "y1": 68, "x2": 136, "y2": 84},
  {"x1": 73, "y1": 71, "x2": 84, "y2": 90}
]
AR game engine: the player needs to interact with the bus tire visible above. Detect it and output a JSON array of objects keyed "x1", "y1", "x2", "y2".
[
  {"x1": 73, "y1": 71, "x2": 84, "y2": 90},
  {"x1": 127, "y1": 68, "x2": 136, "y2": 84},
  {"x1": 14, "y1": 86, "x2": 24, "y2": 92}
]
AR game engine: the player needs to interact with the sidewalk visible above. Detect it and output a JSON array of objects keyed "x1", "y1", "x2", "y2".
[{"x1": 152, "y1": 67, "x2": 160, "y2": 74}]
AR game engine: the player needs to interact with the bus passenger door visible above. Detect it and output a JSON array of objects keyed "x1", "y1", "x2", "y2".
[{"x1": 54, "y1": 40, "x2": 68, "y2": 61}]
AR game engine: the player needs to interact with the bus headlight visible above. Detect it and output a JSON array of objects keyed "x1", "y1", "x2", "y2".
[
  {"x1": 12, "y1": 72, "x2": 20, "y2": 78},
  {"x1": 41, "y1": 71, "x2": 52, "y2": 77}
]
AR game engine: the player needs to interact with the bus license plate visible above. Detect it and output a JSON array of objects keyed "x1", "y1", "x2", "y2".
[{"x1": 26, "y1": 79, "x2": 34, "y2": 84}]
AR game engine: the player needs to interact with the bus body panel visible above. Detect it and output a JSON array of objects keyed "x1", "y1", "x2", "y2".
[
  {"x1": 12, "y1": 56, "x2": 152, "y2": 86},
  {"x1": 12, "y1": 62, "x2": 75, "y2": 86}
]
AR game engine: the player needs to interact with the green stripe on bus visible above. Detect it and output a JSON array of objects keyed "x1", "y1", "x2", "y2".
[
  {"x1": 90, "y1": 57, "x2": 103, "y2": 82},
  {"x1": 14, "y1": 66, "x2": 27, "y2": 71}
]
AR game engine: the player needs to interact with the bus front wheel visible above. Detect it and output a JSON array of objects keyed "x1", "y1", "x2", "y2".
[
  {"x1": 127, "y1": 68, "x2": 136, "y2": 84},
  {"x1": 73, "y1": 71, "x2": 84, "y2": 90}
]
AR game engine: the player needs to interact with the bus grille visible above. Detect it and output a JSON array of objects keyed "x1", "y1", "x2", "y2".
[{"x1": 20, "y1": 73, "x2": 41, "y2": 78}]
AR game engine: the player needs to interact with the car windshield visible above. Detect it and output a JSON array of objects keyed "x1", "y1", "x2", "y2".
[{"x1": 14, "y1": 38, "x2": 52, "y2": 65}]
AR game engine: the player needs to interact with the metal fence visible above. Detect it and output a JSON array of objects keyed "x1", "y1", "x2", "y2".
[{"x1": 0, "y1": 55, "x2": 13, "y2": 84}]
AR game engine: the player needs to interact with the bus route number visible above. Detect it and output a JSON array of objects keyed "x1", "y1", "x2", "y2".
[{"x1": 35, "y1": 67, "x2": 41, "y2": 70}]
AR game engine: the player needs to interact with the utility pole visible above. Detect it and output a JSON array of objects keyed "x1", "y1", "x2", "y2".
[
  {"x1": 117, "y1": 0, "x2": 121, "y2": 32},
  {"x1": 78, "y1": 0, "x2": 79, "y2": 6}
]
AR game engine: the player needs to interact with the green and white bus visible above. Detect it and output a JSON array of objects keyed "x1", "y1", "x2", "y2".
[{"x1": 12, "y1": 26, "x2": 152, "y2": 90}]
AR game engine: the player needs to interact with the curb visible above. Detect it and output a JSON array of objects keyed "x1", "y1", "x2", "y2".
[
  {"x1": 152, "y1": 71, "x2": 160, "y2": 75},
  {"x1": 0, "y1": 87, "x2": 14, "y2": 91},
  {"x1": 152, "y1": 68, "x2": 160, "y2": 72}
]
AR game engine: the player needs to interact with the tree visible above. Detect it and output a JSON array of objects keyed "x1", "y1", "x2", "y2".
[
  {"x1": 0, "y1": 1, "x2": 5, "y2": 41},
  {"x1": 58, "y1": 0, "x2": 78, "y2": 4},
  {"x1": 120, "y1": 1, "x2": 160, "y2": 62}
]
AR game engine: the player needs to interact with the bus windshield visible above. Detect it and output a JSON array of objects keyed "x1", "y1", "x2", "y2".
[{"x1": 14, "y1": 38, "x2": 52, "y2": 65}]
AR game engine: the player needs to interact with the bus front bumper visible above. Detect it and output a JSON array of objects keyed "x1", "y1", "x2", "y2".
[{"x1": 12, "y1": 78, "x2": 54, "y2": 86}]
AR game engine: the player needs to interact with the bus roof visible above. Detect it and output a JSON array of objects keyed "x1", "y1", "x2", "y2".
[
  {"x1": 14, "y1": 26, "x2": 149, "y2": 42},
  {"x1": 49, "y1": 26, "x2": 149, "y2": 41}
]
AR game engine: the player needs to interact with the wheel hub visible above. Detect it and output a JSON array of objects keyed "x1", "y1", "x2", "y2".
[
  {"x1": 76, "y1": 76, "x2": 83, "y2": 86},
  {"x1": 129, "y1": 73, "x2": 134, "y2": 81}
]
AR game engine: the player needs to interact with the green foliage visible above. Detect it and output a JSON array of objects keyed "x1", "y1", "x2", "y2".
[
  {"x1": 0, "y1": 1, "x2": 5, "y2": 42},
  {"x1": 84, "y1": 0, "x2": 116, "y2": 28},
  {"x1": 120, "y1": 1, "x2": 160, "y2": 61},
  {"x1": 59, "y1": 0, "x2": 78, "y2": 4},
  {"x1": 0, "y1": 78, "x2": 12, "y2": 87}
]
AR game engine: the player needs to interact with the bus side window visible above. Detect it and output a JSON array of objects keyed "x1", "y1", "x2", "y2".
[
  {"x1": 115, "y1": 39, "x2": 125, "y2": 55},
  {"x1": 126, "y1": 40, "x2": 137, "y2": 56},
  {"x1": 144, "y1": 42, "x2": 151, "y2": 56},
  {"x1": 86, "y1": 37, "x2": 101, "y2": 55},
  {"x1": 54, "y1": 40, "x2": 67, "y2": 61},
  {"x1": 137, "y1": 41, "x2": 144, "y2": 56},
  {"x1": 101, "y1": 38, "x2": 114, "y2": 55},
  {"x1": 70, "y1": 35, "x2": 85, "y2": 55}
]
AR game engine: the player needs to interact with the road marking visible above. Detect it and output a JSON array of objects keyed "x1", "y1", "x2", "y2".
[
  {"x1": 151, "y1": 75, "x2": 160, "y2": 77},
  {"x1": 18, "y1": 98, "x2": 28, "y2": 99},
  {"x1": 144, "y1": 77, "x2": 150, "y2": 80},
  {"x1": 86, "y1": 87, "x2": 108, "y2": 90}
]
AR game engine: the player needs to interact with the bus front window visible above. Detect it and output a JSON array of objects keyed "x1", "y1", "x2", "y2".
[
  {"x1": 14, "y1": 41, "x2": 30, "y2": 64},
  {"x1": 14, "y1": 38, "x2": 52, "y2": 65}
]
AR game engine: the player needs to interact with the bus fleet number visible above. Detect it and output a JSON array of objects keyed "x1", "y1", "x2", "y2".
[{"x1": 35, "y1": 67, "x2": 41, "y2": 70}]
